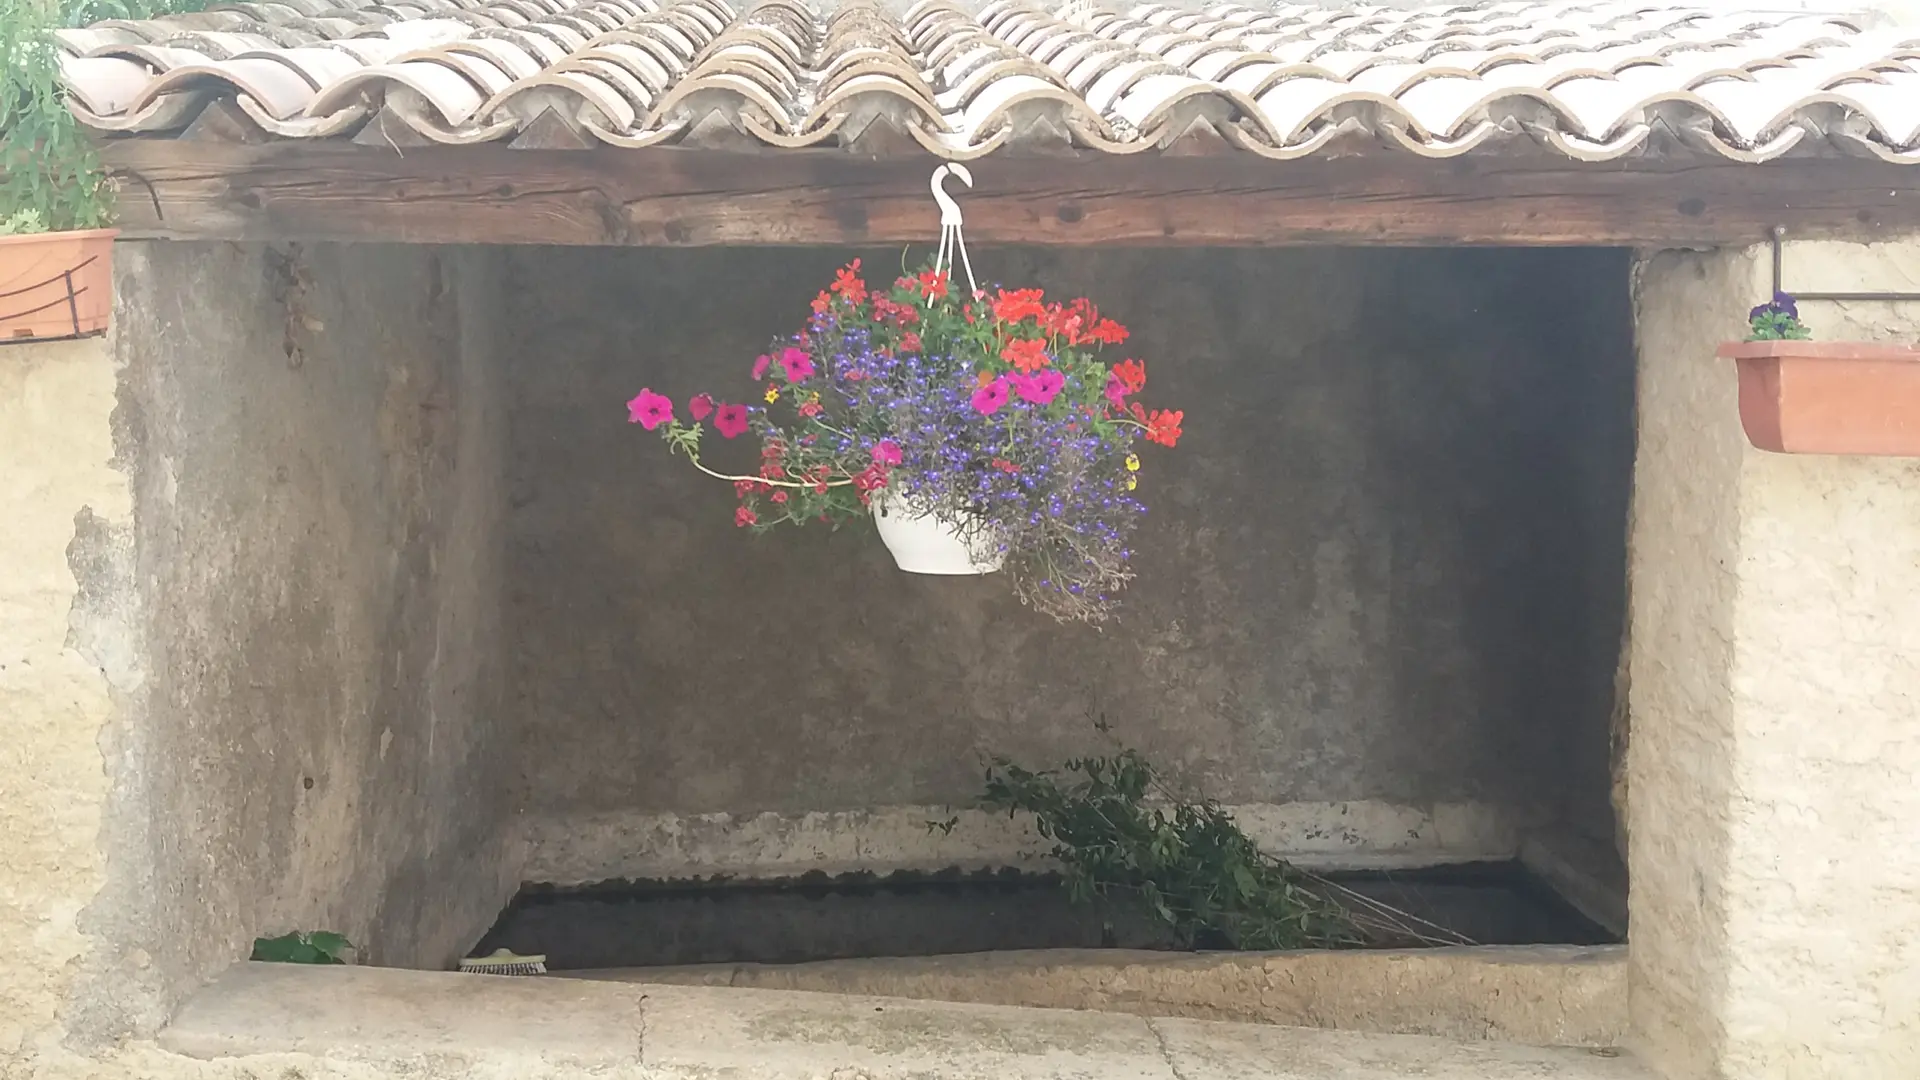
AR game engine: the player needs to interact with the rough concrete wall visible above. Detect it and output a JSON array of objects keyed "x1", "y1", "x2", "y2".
[
  {"x1": 47, "y1": 242, "x2": 519, "y2": 1048},
  {"x1": 504, "y1": 247, "x2": 1634, "y2": 868},
  {"x1": 1628, "y1": 242, "x2": 1920, "y2": 1079},
  {"x1": 1622, "y1": 248, "x2": 1751, "y2": 1080},
  {"x1": 1, "y1": 337, "x2": 129, "y2": 1069}
]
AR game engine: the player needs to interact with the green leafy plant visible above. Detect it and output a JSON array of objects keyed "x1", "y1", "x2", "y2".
[
  {"x1": 252, "y1": 931, "x2": 354, "y2": 965},
  {"x1": 1, "y1": 1, "x2": 215, "y2": 235},
  {"x1": 1, "y1": 2, "x2": 111, "y2": 234},
  {"x1": 1748, "y1": 290, "x2": 1812, "y2": 341},
  {"x1": 981, "y1": 751, "x2": 1359, "y2": 950},
  {"x1": 0, "y1": 209, "x2": 46, "y2": 236}
]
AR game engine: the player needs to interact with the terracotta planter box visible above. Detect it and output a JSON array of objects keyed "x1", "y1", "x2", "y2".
[
  {"x1": 0, "y1": 228, "x2": 117, "y2": 343},
  {"x1": 1717, "y1": 340, "x2": 1920, "y2": 457}
]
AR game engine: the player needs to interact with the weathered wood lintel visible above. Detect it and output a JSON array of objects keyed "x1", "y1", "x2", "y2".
[{"x1": 98, "y1": 138, "x2": 1920, "y2": 248}]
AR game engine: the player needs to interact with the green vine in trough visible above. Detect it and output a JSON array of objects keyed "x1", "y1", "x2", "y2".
[{"x1": 981, "y1": 750, "x2": 1361, "y2": 950}]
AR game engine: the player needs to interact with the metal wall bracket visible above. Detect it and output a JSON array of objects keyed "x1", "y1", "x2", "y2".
[{"x1": 1771, "y1": 225, "x2": 1920, "y2": 302}]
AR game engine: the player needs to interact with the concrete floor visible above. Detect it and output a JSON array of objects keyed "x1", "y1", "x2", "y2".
[{"x1": 158, "y1": 963, "x2": 1652, "y2": 1080}]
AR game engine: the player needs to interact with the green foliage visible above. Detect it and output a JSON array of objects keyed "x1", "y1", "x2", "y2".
[
  {"x1": 1, "y1": 209, "x2": 47, "y2": 235},
  {"x1": 0, "y1": 2, "x2": 109, "y2": 233},
  {"x1": 252, "y1": 931, "x2": 354, "y2": 964},
  {"x1": 1, "y1": 0, "x2": 217, "y2": 234},
  {"x1": 981, "y1": 751, "x2": 1358, "y2": 950},
  {"x1": 1748, "y1": 310, "x2": 1812, "y2": 341}
]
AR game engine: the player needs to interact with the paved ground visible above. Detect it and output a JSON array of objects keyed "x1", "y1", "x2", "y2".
[{"x1": 158, "y1": 963, "x2": 1654, "y2": 1079}]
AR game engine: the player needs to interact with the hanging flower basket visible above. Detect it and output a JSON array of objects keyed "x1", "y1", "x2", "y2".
[
  {"x1": 0, "y1": 228, "x2": 117, "y2": 343},
  {"x1": 1721, "y1": 291, "x2": 1920, "y2": 457},
  {"x1": 627, "y1": 167, "x2": 1182, "y2": 622}
]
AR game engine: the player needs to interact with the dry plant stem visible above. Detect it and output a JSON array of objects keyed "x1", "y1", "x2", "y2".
[
  {"x1": 675, "y1": 447, "x2": 856, "y2": 489},
  {"x1": 1304, "y1": 872, "x2": 1477, "y2": 948}
]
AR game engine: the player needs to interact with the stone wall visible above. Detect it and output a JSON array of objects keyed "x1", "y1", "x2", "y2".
[
  {"x1": 1628, "y1": 241, "x2": 1920, "y2": 1079},
  {"x1": 1, "y1": 335, "x2": 129, "y2": 1070},
  {"x1": 503, "y1": 246, "x2": 1635, "y2": 879},
  {"x1": 4, "y1": 241, "x2": 520, "y2": 1061}
]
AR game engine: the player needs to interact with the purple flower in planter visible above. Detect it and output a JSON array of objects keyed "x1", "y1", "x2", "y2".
[{"x1": 1751, "y1": 290, "x2": 1799, "y2": 320}]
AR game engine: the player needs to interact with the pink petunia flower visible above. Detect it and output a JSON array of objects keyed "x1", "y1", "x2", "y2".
[
  {"x1": 780, "y1": 346, "x2": 815, "y2": 383},
  {"x1": 627, "y1": 389, "x2": 674, "y2": 430},
  {"x1": 971, "y1": 377, "x2": 1010, "y2": 416},
  {"x1": 752, "y1": 354, "x2": 771, "y2": 380},
  {"x1": 713, "y1": 403, "x2": 750, "y2": 439},
  {"x1": 1103, "y1": 373, "x2": 1128, "y2": 407},
  {"x1": 871, "y1": 440, "x2": 902, "y2": 467},
  {"x1": 1020, "y1": 369, "x2": 1064, "y2": 406},
  {"x1": 689, "y1": 393, "x2": 714, "y2": 422}
]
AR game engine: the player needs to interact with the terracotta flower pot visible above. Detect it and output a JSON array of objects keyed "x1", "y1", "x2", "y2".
[
  {"x1": 0, "y1": 228, "x2": 117, "y2": 343},
  {"x1": 1717, "y1": 340, "x2": 1920, "y2": 456}
]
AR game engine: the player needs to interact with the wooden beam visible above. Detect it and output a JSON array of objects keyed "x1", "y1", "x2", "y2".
[{"x1": 98, "y1": 138, "x2": 1920, "y2": 248}]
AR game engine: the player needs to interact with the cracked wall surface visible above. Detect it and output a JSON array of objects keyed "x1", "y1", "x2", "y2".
[
  {"x1": 4, "y1": 242, "x2": 520, "y2": 1074},
  {"x1": 1, "y1": 337, "x2": 129, "y2": 1070},
  {"x1": 1628, "y1": 241, "x2": 1920, "y2": 1080}
]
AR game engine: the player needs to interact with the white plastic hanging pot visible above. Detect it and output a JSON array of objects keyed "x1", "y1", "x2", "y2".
[
  {"x1": 869, "y1": 172, "x2": 999, "y2": 577},
  {"x1": 872, "y1": 494, "x2": 1002, "y2": 575}
]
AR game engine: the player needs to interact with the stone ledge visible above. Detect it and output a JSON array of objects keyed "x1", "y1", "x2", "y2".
[
  {"x1": 573, "y1": 944, "x2": 1627, "y2": 1048},
  {"x1": 158, "y1": 962, "x2": 1650, "y2": 1079},
  {"x1": 519, "y1": 802, "x2": 1522, "y2": 885}
]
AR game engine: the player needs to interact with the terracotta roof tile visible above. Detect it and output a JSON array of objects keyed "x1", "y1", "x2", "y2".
[{"x1": 55, "y1": 0, "x2": 1920, "y2": 163}]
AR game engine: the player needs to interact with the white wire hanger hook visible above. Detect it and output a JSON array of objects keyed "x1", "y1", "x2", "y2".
[{"x1": 930, "y1": 164, "x2": 979, "y2": 298}]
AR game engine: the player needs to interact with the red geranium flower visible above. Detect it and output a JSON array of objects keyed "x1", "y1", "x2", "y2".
[
  {"x1": 735, "y1": 506, "x2": 757, "y2": 527},
  {"x1": 1145, "y1": 409, "x2": 1184, "y2": 448},
  {"x1": 1042, "y1": 303, "x2": 1082, "y2": 342},
  {"x1": 899, "y1": 331, "x2": 921, "y2": 354},
  {"x1": 916, "y1": 269, "x2": 949, "y2": 301},
  {"x1": 831, "y1": 259, "x2": 866, "y2": 305},
  {"x1": 1111, "y1": 358, "x2": 1146, "y2": 394},
  {"x1": 1001, "y1": 337, "x2": 1049, "y2": 373},
  {"x1": 993, "y1": 288, "x2": 1046, "y2": 324}
]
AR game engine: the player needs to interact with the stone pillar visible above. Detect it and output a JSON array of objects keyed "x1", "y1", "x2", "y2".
[
  {"x1": 0, "y1": 337, "x2": 127, "y2": 1072},
  {"x1": 1628, "y1": 242, "x2": 1920, "y2": 1080}
]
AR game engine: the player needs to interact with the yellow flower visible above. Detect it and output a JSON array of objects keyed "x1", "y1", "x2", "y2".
[
  {"x1": 807, "y1": 391, "x2": 821, "y2": 405},
  {"x1": 764, "y1": 385, "x2": 779, "y2": 403},
  {"x1": 1124, "y1": 454, "x2": 1140, "y2": 472},
  {"x1": 1126, "y1": 475, "x2": 1138, "y2": 491}
]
